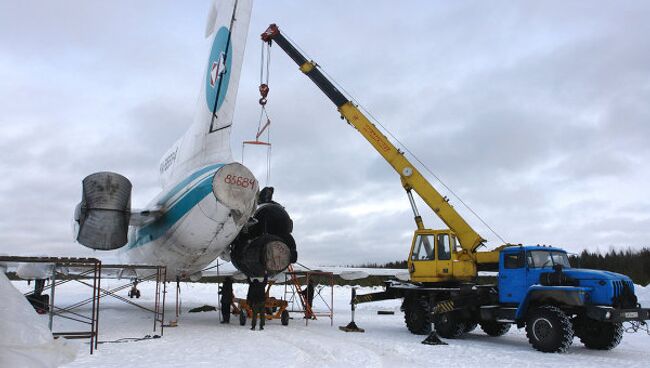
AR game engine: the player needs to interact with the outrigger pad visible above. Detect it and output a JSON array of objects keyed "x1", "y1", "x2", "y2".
[
  {"x1": 421, "y1": 331, "x2": 447, "y2": 345},
  {"x1": 339, "y1": 321, "x2": 365, "y2": 333}
]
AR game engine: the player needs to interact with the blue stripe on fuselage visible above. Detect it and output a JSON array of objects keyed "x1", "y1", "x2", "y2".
[
  {"x1": 128, "y1": 164, "x2": 225, "y2": 249},
  {"x1": 156, "y1": 163, "x2": 224, "y2": 206}
]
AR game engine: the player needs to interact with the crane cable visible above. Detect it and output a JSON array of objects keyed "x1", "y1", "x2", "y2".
[
  {"x1": 243, "y1": 41, "x2": 273, "y2": 186},
  {"x1": 281, "y1": 31, "x2": 508, "y2": 245},
  {"x1": 259, "y1": 41, "x2": 272, "y2": 186}
]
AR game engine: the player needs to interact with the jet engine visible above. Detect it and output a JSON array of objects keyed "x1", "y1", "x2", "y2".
[
  {"x1": 229, "y1": 188, "x2": 298, "y2": 277},
  {"x1": 75, "y1": 172, "x2": 131, "y2": 250}
]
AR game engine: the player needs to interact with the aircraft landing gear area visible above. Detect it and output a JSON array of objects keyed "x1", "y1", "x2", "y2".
[{"x1": 128, "y1": 280, "x2": 141, "y2": 298}]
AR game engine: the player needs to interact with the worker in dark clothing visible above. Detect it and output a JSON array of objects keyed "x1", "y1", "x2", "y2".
[
  {"x1": 247, "y1": 275, "x2": 268, "y2": 330},
  {"x1": 301, "y1": 279, "x2": 315, "y2": 318},
  {"x1": 219, "y1": 277, "x2": 233, "y2": 324}
]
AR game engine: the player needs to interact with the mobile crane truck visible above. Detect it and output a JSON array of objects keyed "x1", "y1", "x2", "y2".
[{"x1": 260, "y1": 24, "x2": 650, "y2": 353}]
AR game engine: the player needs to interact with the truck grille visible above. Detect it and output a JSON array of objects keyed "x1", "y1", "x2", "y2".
[{"x1": 612, "y1": 280, "x2": 637, "y2": 308}]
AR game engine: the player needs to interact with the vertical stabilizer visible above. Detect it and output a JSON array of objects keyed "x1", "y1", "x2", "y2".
[{"x1": 168, "y1": 0, "x2": 252, "y2": 183}]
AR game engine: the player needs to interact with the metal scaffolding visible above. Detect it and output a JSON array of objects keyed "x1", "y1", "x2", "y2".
[
  {"x1": 1, "y1": 256, "x2": 166, "y2": 354},
  {"x1": 1, "y1": 256, "x2": 101, "y2": 354},
  {"x1": 284, "y1": 269, "x2": 334, "y2": 326},
  {"x1": 95, "y1": 264, "x2": 167, "y2": 337}
]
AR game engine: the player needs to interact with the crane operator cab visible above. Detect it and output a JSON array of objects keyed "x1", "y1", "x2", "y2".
[{"x1": 407, "y1": 229, "x2": 477, "y2": 284}]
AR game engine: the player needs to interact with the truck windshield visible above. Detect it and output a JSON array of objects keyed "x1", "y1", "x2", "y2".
[{"x1": 527, "y1": 251, "x2": 571, "y2": 268}]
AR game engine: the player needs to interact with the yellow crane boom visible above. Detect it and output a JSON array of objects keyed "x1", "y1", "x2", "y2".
[
  {"x1": 262, "y1": 25, "x2": 507, "y2": 283},
  {"x1": 262, "y1": 24, "x2": 486, "y2": 253}
]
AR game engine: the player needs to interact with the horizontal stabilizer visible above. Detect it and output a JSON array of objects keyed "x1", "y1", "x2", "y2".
[{"x1": 75, "y1": 172, "x2": 131, "y2": 250}]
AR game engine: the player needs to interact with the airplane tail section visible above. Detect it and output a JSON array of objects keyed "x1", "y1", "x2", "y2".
[
  {"x1": 74, "y1": 1, "x2": 300, "y2": 279},
  {"x1": 169, "y1": 0, "x2": 252, "y2": 179}
]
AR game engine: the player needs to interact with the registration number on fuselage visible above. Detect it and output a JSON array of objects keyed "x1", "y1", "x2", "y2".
[{"x1": 224, "y1": 174, "x2": 256, "y2": 190}]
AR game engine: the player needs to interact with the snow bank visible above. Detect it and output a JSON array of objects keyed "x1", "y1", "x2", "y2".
[
  {"x1": 0, "y1": 272, "x2": 77, "y2": 368},
  {"x1": 635, "y1": 284, "x2": 650, "y2": 306},
  {"x1": 16, "y1": 262, "x2": 55, "y2": 280}
]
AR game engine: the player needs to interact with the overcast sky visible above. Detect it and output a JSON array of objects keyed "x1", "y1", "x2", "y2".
[{"x1": 1, "y1": 1, "x2": 649, "y2": 266}]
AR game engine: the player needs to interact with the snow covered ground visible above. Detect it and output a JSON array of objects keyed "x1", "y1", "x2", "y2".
[
  {"x1": 8, "y1": 280, "x2": 650, "y2": 368},
  {"x1": 1, "y1": 273, "x2": 76, "y2": 368}
]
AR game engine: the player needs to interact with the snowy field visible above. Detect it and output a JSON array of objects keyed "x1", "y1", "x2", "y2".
[{"x1": 8, "y1": 279, "x2": 650, "y2": 368}]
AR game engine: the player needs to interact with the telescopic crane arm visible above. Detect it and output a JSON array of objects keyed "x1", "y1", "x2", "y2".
[{"x1": 261, "y1": 24, "x2": 486, "y2": 253}]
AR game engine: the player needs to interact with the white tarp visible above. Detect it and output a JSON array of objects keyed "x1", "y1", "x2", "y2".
[{"x1": 0, "y1": 272, "x2": 77, "y2": 368}]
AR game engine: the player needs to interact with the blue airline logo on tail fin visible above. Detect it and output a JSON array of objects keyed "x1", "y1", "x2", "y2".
[{"x1": 205, "y1": 27, "x2": 232, "y2": 114}]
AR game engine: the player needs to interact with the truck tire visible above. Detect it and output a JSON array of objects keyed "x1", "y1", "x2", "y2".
[
  {"x1": 525, "y1": 306, "x2": 573, "y2": 353},
  {"x1": 403, "y1": 298, "x2": 431, "y2": 335},
  {"x1": 464, "y1": 322, "x2": 478, "y2": 333},
  {"x1": 479, "y1": 321, "x2": 511, "y2": 337},
  {"x1": 434, "y1": 312, "x2": 466, "y2": 339},
  {"x1": 574, "y1": 318, "x2": 623, "y2": 350}
]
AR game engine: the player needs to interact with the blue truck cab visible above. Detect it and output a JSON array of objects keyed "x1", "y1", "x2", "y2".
[{"x1": 492, "y1": 245, "x2": 649, "y2": 352}]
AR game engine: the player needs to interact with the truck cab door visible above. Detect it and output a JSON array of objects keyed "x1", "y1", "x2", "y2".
[
  {"x1": 408, "y1": 233, "x2": 436, "y2": 280},
  {"x1": 525, "y1": 250, "x2": 553, "y2": 288},
  {"x1": 435, "y1": 233, "x2": 453, "y2": 277},
  {"x1": 498, "y1": 250, "x2": 527, "y2": 304}
]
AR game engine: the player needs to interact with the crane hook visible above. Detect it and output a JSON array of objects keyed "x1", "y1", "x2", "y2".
[{"x1": 259, "y1": 83, "x2": 269, "y2": 106}]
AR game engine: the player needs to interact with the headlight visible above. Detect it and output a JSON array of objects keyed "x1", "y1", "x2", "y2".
[{"x1": 605, "y1": 311, "x2": 611, "y2": 319}]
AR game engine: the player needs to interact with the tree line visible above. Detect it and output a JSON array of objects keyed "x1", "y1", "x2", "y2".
[
  {"x1": 351, "y1": 247, "x2": 650, "y2": 286},
  {"x1": 569, "y1": 247, "x2": 650, "y2": 286}
]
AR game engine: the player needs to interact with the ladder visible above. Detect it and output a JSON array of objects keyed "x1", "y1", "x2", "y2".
[{"x1": 285, "y1": 264, "x2": 315, "y2": 319}]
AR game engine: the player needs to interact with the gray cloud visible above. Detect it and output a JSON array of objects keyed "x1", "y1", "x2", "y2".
[{"x1": 1, "y1": 1, "x2": 648, "y2": 266}]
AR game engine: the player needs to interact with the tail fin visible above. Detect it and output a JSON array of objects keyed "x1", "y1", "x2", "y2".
[
  {"x1": 204, "y1": 0, "x2": 251, "y2": 129},
  {"x1": 201, "y1": 0, "x2": 252, "y2": 159},
  {"x1": 169, "y1": 0, "x2": 252, "y2": 182}
]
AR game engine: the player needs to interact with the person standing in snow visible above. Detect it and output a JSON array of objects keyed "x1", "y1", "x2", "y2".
[
  {"x1": 220, "y1": 277, "x2": 233, "y2": 324},
  {"x1": 247, "y1": 275, "x2": 268, "y2": 330}
]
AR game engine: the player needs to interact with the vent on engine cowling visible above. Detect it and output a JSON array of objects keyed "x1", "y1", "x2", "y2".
[{"x1": 75, "y1": 172, "x2": 131, "y2": 250}]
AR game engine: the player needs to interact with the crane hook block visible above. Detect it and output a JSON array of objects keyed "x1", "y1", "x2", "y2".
[
  {"x1": 259, "y1": 84, "x2": 270, "y2": 98},
  {"x1": 259, "y1": 84, "x2": 270, "y2": 106}
]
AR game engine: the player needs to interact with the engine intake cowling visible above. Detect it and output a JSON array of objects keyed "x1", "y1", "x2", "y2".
[
  {"x1": 231, "y1": 234, "x2": 292, "y2": 276},
  {"x1": 75, "y1": 172, "x2": 131, "y2": 250},
  {"x1": 230, "y1": 193, "x2": 298, "y2": 277}
]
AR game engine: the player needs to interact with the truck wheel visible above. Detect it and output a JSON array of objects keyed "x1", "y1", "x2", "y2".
[
  {"x1": 464, "y1": 322, "x2": 478, "y2": 333},
  {"x1": 239, "y1": 311, "x2": 247, "y2": 326},
  {"x1": 574, "y1": 318, "x2": 623, "y2": 350},
  {"x1": 281, "y1": 310, "x2": 290, "y2": 326},
  {"x1": 525, "y1": 306, "x2": 573, "y2": 353},
  {"x1": 434, "y1": 312, "x2": 466, "y2": 339},
  {"x1": 403, "y1": 298, "x2": 431, "y2": 335},
  {"x1": 479, "y1": 321, "x2": 511, "y2": 337}
]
